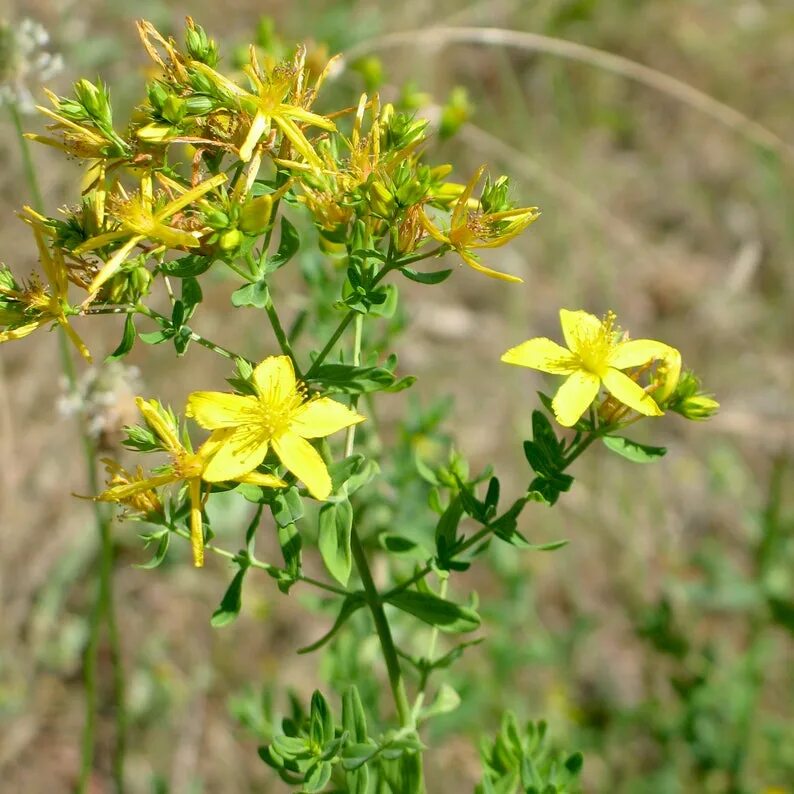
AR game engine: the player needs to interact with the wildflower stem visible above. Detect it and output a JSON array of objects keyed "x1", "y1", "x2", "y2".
[
  {"x1": 170, "y1": 527, "x2": 349, "y2": 596},
  {"x1": 344, "y1": 311, "x2": 413, "y2": 730},
  {"x1": 9, "y1": 100, "x2": 126, "y2": 793},
  {"x1": 304, "y1": 311, "x2": 356, "y2": 379},
  {"x1": 305, "y1": 252, "x2": 405, "y2": 380},
  {"x1": 264, "y1": 297, "x2": 303, "y2": 378}
]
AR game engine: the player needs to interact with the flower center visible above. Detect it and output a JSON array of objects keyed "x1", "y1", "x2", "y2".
[
  {"x1": 574, "y1": 314, "x2": 617, "y2": 377},
  {"x1": 256, "y1": 387, "x2": 306, "y2": 439}
]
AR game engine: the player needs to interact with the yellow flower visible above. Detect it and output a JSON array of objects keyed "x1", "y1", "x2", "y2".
[
  {"x1": 98, "y1": 398, "x2": 284, "y2": 567},
  {"x1": 74, "y1": 172, "x2": 226, "y2": 297},
  {"x1": 191, "y1": 46, "x2": 335, "y2": 165},
  {"x1": 0, "y1": 217, "x2": 91, "y2": 360},
  {"x1": 502, "y1": 309, "x2": 681, "y2": 427},
  {"x1": 419, "y1": 165, "x2": 539, "y2": 283},
  {"x1": 186, "y1": 356, "x2": 365, "y2": 500}
]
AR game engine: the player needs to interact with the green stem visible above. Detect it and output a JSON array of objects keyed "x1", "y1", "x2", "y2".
[
  {"x1": 343, "y1": 312, "x2": 413, "y2": 728},
  {"x1": 265, "y1": 298, "x2": 302, "y2": 378},
  {"x1": 351, "y1": 529, "x2": 412, "y2": 727},
  {"x1": 304, "y1": 311, "x2": 356, "y2": 379},
  {"x1": 170, "y1": 528, "x2": 349, "y2": 596},
  {"x1": 9, "y1": 102, "x2": 126, "y2": 793}
]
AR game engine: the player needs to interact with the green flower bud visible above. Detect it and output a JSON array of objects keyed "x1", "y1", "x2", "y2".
[
  {"x1": 239, "y1": 195, "x2": 274, "y2": 235},
  {"x1": 185, "y1": 21, "x2": 219, "y2": 67},
  {"x1": 219, "y1": 229, "x2": 243, "y2": 252},
  {"x1": 666, "y1": 370, "x2": 719, "y2": 421}
]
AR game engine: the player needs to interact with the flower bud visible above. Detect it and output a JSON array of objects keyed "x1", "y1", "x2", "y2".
[
  {"x1": 185, "y1": 20, "x2": 219, "y2": 67},
  {"x1": 239, "y1": 195, "x2": 274, "y2": 234},
  {"x1": 219, "y1": 228, "x2": 243, "y2": 252}
]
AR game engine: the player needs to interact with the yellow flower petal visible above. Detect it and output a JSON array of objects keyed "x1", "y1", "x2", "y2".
[
  {"x1": 291, "y1": 397, "x2": 365, "y2": 439},
  {"x1": 602, "y1": 368, "x2": 662, "y2": 417},
  {"x1": 272, "y1": 431, "x2": 331, "y2": 500},
  {"x1": 98, "y1": 471, "x2": 174, "y2": 502},
  {"x1": 236, "y1": 471, "x2": 287, "y2": 488},
  {"x1": 273, "y1": 114, "x2": 322, "y2": 168},
  {"x1": 252, "y1": 355, "x2": 296, "y2": 402},
  {"x1": 0, "y1": 320, "x2": 43, "y2": 342},
  {"x1": 87, "y1": 235, "x2": 143, "y2": 295},
  {"x1": 202, "y1": 426, "x2": 270, "y2": 482},
  {"x1": 559, "y1": 309, "x2": 602, "y2": 354},
  {"x1": 153, "y1": 172, "x2": 228, "y2": 220},
  {"x1": 552, "y1": 370, "x2": 601, "y2": 427},
  {"x1": 239, "y1": 111, "x2": 269, "y2": 163},
  {"x1": 189, "y1": 477, "x2": 204, "y2": 567},
  {"x1": 607, "y1": 339, "x2": 677, "y2": 371},
  {"x1": 418, "y1": 209, "x2": 451, "y2": 245},
  {"x1": 501, "y1": 338, "x2": 578, "y2": 374},
  {"x1": 58, "y1": 317, "x2": 92, "y2": 362},
  {"x1": 187, "y1": 391, "x2": 259, "y2": 429},
  {"x1": 459, "y1": 249, "x2": 523, "y2": 284}
]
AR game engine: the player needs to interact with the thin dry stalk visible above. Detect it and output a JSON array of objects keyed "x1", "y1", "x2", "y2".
[{"x1": 342, "y1": 27, "x2": 794, "y2": 163}]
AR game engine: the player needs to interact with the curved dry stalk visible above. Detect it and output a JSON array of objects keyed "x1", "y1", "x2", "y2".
[{"x1": 341, "y1": 26, "x2": 794, "y2": 163}]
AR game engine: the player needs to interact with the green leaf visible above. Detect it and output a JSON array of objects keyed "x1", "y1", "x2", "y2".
[
  {"x1": 106, "y1": 313, "x2": 136, "y2": 360},
  {"x1": 181, "y1": 276, "x2": 203, "y2": 320},
  {"x1": 134, "y1": 530, "x2": 169, "y2": 569},
  {"x1": 342, "y1": 686, "x2": 368, "y2": 742},
  {"x1": 418, "y1": 683, "x2": 461, "y2": 722},
  {"x1": 318, "y1": 499, "x2": 353, "y2": 586},
  {"x1": 379, "y1": 534, "x2": 423, "y2": 556},
  {"x1": 303, "y1": 760, "x2": 332, "y2": 792},
  {"x1": 210, "y1": 567, "x2": 246, "y2": 627},
  {"x1": 310, "y1": 690, "x2": 334, "y2": 747},
  {"x1": 265, "y1": 216, "x2": 300, "y2": 272},
  {"x1": 307, "y1": 363, "x2": 412, "y2": 395},
  {"x1": 386, "y1": 590, "x2": 480, "y2": 633},
  {"x1": 342, "y1": 742, "x2": 376, "y2": 770},
  {"x1": 231, "y1": 279, "x2": 270, "y2": 308},
  {"x1": 139, "y1": 329, "x2": 173, "y2": 345},
  {"x1": 160, "y1": 253, "x2": 214, "y2": 277},
  {"x1": 602, "y1": 435, "x2": 667, "y2": 463},
  {"x1": 297, "y1": 596, "x2": 366, "y2": 654},
  {"x1": 399, "y1": 266, "x2": 453, "y2": 284}
]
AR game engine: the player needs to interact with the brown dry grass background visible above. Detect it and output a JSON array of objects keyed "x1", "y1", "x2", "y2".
[{"x1": 1, "y1": 0, "x2": 793, "y2": 792}]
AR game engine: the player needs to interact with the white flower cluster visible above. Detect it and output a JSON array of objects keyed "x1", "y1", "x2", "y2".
[
  {"x1": 58, "y1": 361, "x2": 142, "y2": 448},
  {"x1": 0, "y1": 18, "x2": 63, "y2": 113}
]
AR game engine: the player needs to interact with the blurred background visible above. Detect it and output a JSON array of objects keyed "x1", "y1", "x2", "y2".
[{"x1": 1, "y1": 0, "x2": 793, "y2": 791}]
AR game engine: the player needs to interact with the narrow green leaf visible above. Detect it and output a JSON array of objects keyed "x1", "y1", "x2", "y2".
[
  {"x1": 318, "y1": 499, "x2": 353, "y2": 586},
  {"x1": 133, "y1": 530, "x2": 169, "y2": 569},
  {"x1": 342, "y1": 686, "x2": 368, "y2": 742},
  {"x1": 297, "y1": 596, "x2": 366, "y2": 654},
  {"x1": 210, "y1": 567, "x2": 246, "y2": 627},
  {"x1": 160, "y1": 253, "x2": 214, "y2": 277},
  {"x1": 399, "y1": 266, "x2": 453, "y2": 284},
  {"x1": 266, "y1": 216, "x2": 300, "y2": 271},
  {"x1": 386, "y1": 590, "x2": 480, "y2": 633},
  {"x1": 106, "y1": 313, "x2": 136, "y2": 360},
  {"x1": 602, "y1": 435, "x2": 667, "y2": 463}
]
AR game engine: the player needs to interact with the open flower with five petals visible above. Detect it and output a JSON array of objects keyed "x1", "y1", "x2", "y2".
[
  {"x1": 420, "y1": 165, "x2": 539, "y2": 283},
  {"x1": 187, "y1": 356, "x2": 365, "y2": 500},
  {"x1": 98, "y1": 397, "x2": 285, "y2": 567},
  {"x1": 501, "y1": 309, "x2": 681, "y2": 427}
]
